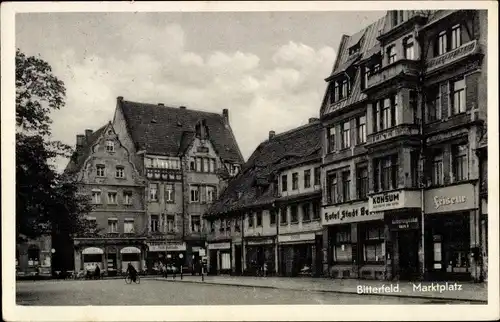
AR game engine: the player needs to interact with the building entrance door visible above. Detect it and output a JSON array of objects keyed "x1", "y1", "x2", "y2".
[{"x1": 398, "y1": 230, "x2": 419, "y2": 280}]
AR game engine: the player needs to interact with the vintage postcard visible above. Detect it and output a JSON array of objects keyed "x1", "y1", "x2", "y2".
[{"x1": 1, "y1": 1, "x2": 498, "y2": 321}]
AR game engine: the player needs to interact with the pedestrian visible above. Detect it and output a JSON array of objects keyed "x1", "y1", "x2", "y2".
[{"x1": 94, "y1": 265, "x2": 101, "y2": 280}]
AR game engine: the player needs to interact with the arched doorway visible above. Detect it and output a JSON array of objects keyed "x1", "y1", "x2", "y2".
[
  {"x1": 82, "y1": 247, "x2": 104, "y2": 271},
  {"x1": 120, "y1": 246, "x2": 141, "y2": 273}
]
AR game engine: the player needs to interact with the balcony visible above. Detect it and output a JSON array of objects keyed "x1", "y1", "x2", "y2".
[
  {"x1": 365, "y1": 60, "x2": 419, "y2": 91},
  {"x1": 425, "y1": 40, "x2": 481, "y2": 75},
  {"x1": 366, "y1": 124, "x2": 420, "y2": 147},
  {"x1": 146, "y1": 168, "x2": 182, "y2": 181}
]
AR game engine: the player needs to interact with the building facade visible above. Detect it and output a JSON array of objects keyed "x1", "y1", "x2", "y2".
[
  {"x1": 16, "y1": 235, "x2": 52, "y2": 278},
  {"x1": 205, "y1": 120, "x2": 323, "y2": 277},
  {"x1": 112, "y1": 98, "x2": 243, "y2": 274},
  {"x1": 320, "y1": 10, "x2": 487, "y2": 282},
  {"x1": 65, "y1": 122, "x2": 147, "y2": 275}
]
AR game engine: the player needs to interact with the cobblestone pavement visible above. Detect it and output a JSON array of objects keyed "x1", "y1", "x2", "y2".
[{"x1": 16, "y1": 278, "x2": 476, "y2": 306}]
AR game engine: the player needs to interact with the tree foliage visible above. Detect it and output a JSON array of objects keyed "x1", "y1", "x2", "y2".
[{"x1": 16, "y1": 49, "x2": 96, "y2": 242}]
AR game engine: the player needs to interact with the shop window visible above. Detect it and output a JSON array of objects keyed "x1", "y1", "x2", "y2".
[
  {"x1": 270, "y1": 210, "x2": 277, "y2": 225},
  {"x1": 452, "y1": 144, "x2": 468, "y2": 182},
  {"x1": 327, "y1": 172, "x2": 339, "y2": 204},
  {"x1": 191, "y1": 215, "x2": 201, "y2": 233},
  {"x1": 302, "y1": 203, "x2": 311, "y2": 222},
  {"x1": 292, "y1": 172, "x2": 299, "y2": 190},
  {"x1": 363, "y1": 226, "x2": 385, "y2": 263},
  {"x1": 221, "y1": 253, "x2": 231, "y2": 270},
  {"x1": 281, "y1": 174, "x2": 288, "y2": 192},
  {"x1": 356, "y1": 115, "x2": 366, "y2": 144},
  {"x1": 327, "y1": 126, "x2": 336, "y2": 153},
  {"x1": 333, "y1": 226, "x2": 352, "y2": 262},
  {"x1": 304, "y1": 169, "x2": 311, "y2": 188},
  {"x1": 290, "y1": 205, "x2": 299, "y2": 223},
  {"x1": 341, "y1": 171, "x2": 351, "y2": 202},
  {"x1": 356, "y1": 166, "x2": 368, "y2": 199},
  {"x1": 124, "y1": 219, "x2": 134, "y2": 233},
  {"x1": 314, "y1": 167, "x2": 321, "y2": 186},
  {"x1": 165, "y1": 184, "x2": 175, "y2": 203},
  {"x1": 150, "y1": 215, "x2": 159, "y2": 232},
  {"x1": 432, "y1": 152, "x2": 444, "y2": 186},
  {"x1": 341, "y1": 120, "x2": 351, "y2": 149},
  {"x1": 149, "y1": 183, "x2": 158, "y2": 201},
  {"x1": 108, "y1": 218, "x2": 118, "y2": 233},
  {"x1": 256, "y1": 211, "x2": 262, "y2": 227},
  {"x1": 27, "y1": 246, "x2": 40, "y2": 267},
  {"x1": 451, "y1": 78, "x2": 466, "y2": 115},
  {"x1": 426, "y1": 86, "x2": 441, "y2": 123},
  {"x1": 280, "y1": 207, "x2": 288, "y2": 225}
]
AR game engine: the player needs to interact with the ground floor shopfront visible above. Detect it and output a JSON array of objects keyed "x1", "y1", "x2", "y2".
[
  {"x1": 321, "y1": 185, "x2": 483, "y2": 282},
  {"x1": 278, "y1": 232, "x2": 322, "y2": 277},
  {"x1": 16, "y1": 235, "x2": 52, "y2": 277},
  {"x1": 74, "y1": 238, "x2": 147, "y2": 275},
  {"x1": 207, "y1": 241, "x2": 231, "y2": 275},
  {"x1": 243, "y1": 237, "x2": 276, "y2": 276}
]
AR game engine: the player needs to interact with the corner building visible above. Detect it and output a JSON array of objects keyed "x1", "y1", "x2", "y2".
[{"x1": 320, "y1": 10, "x2": 487, "y2": 282}]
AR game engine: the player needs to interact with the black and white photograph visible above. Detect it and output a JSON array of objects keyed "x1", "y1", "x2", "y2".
[{"x1": 2, "y1": 1, "x2": 498, "y2": 321}]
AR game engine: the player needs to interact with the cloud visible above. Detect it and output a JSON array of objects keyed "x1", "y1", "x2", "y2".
[{"x1": 37, "y1": 23, "x2": 336, "y2": 172}]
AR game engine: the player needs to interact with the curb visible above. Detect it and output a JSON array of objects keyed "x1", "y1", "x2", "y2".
[{"x1": 153, "y1": 278, "x2": 487, "y2": 304}]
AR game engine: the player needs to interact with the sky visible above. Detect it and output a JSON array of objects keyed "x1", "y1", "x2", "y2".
[{"x1": 16, "y1": 10, "x2": 385, "y2": 172}]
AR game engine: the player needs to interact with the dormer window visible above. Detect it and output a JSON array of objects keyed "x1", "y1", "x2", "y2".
[
  {"x1": 349, "y1": 44, "x2": 361, "y2": 56},
  {"x1": 391, "y1": 10, "x2": 406, "y2": 27}
]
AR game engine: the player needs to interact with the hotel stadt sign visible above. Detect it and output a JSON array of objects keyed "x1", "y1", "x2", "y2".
[{"x1": 322, "y1": 202, "x2": 383, "y2": 225}]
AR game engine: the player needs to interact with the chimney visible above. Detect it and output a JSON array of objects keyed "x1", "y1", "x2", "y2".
[
  {"x1": 117, "y1": 96, "x2": 123, "y2": 101},
  {"x1": 76, "y1": 134, "x2": 85, "y2": 149},
  {"x1": 85, "y1": 129, "x2": 93, "y2": 142},
  {"x1": 158, "y1": 103, "x2": 164, "y2": 106},
  {"x1": 222, "y1": 109, "x2": 229, "y2": 123},
  {"x1": 179, "y1": 106, "x2": 186, "y2": 109},
  {"x1": 308, "y1": 117, "x2": 319, "y2": 124},
  {"x1": 269, "y1": 131, "x2": 276, "y2": 140}
]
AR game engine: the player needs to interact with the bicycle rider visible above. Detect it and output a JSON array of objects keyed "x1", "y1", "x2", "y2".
[{"x1": 126, "y1": 263, "x2": 138, "y2": 283}]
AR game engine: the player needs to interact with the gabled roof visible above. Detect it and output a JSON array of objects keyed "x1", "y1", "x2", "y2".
[
  {"x1": 64, "y1": 124, "x2": 108, "y2": 176},
  {"x1": 320, "y1": 15, "x2": 386, "y2": 117},
  {"x1": 207, "y1": 121, "x2": 322, "y2": 216},
  {"x1": 118, "y1": 99, "x2": 244, "y2": 163}
]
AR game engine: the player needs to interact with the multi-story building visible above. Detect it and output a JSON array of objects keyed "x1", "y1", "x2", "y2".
[
  {"x1": 205, "y1": 119, "x2": 322, "y2": 276},
  {"x1": 112, "y1": 97, "x2": 243, "y2": 273},
  {"x1": 319, "y1": 9, "x2": 487, "y2": 282},
  {"x1": 65, "y1": 122, "x2": 147, "y2": 275}
]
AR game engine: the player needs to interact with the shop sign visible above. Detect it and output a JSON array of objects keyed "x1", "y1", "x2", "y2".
[
  {"x1": 82, "y1": 247, "x2": 104, "y2": 255},
  {"x1": 247, "y1": 239, "x2": 273, "y2": 246},
  {"x1": 208, "y1": 242, "x2": 231, "y2": 250},
  {"x1": 278, "y1": 233, "x2": 316, "y2": 243},
  {"x1": 390, "y1": 217, "x2": 419, "y2": 230},
  {"x1": 322, "y1": 203, "x2": 383, "y2": 225},
  {"x1": 424, "y1": 184, "x2": 476, "y2": 214},
  {"x1": 166, "y1": 242, "x2": 187, "y2": 251},
  {"x1": 147, "y1": 243, "x2": 167, "y2": 252},
  {"x1": 199, "y1": 249, "x2": 206, "y2": 256},
  {"x1": 369, "y1": 190, "x2": 421, "y2": 212},
  {"x1": 120, "y1": 246, "x2": 141, "y2": 254}
]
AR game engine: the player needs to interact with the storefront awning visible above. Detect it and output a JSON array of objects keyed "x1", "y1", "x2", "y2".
[
  {"x1": 82, "y1": 247, "x2": 104, "y2": 255},
  {"x1": 120, "y1": 246, "x2": 141, "y2": 254}
]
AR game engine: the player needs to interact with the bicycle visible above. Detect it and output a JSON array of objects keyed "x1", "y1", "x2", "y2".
[{"x1": 125, "y1": 274, "x2": 140, "y2": 284}]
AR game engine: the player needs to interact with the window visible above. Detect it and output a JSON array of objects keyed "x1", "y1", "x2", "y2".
[
  {"x1": 404, "y1": 36, "x2": 415, "y2": 60},
  {"x1": 92, "y1": 190, "x2": 102, "y2": 204},
  {"x1": 357, "y1": 115, "x2": 366, "y2": 144},
  {"x1": 302, "y1": 203, "x2": 311, "y2": 222},
  {"x1": 363, "y1": 226, "x2": 385, "y2": 263},
  {"x1": 340, "y1": 78, "x2": 350, "y2": 99},
  {"x1": 432, "y1": 153, "x2": 444, "y2": 186},
  {"x1": 304, "y1": 169, "x2": 311, "y2": 188},
  {"x1": 248, "y1": 213, "x2": 254, "y2": 228},
  {"x1": 281, "y1": 175, "x2": 288, "y2": 192},
  {"x1": 357, "y1": 166, "x2": 368, "y2": 199},
  {"x1": 196, "y1": 158, "x2": 202, "y2": 172},
  {"x1": 452, "y1": 144, "x2": 468, "y2": 182},
  {"x1": 438, "y1": 31, "x2": 447, "y2": 55},
  {"x1": 219, "y1": 219, "x2": 225, "y2": 233},
  {"x1": 312, "y1": 202, "x2": 320, "y2": 219},
  {"x1": 191, "y1": 215, "x2": 201, "y2": 233},
  {"x1": 341, "y1": 120, "x2": 351, "y2": 149},
  {"x1": 234, "y1": 218, "x2": 241, "y2": 232},
  {"x1": 115, "y1": 166, "x2": 124, "y2": 178},
  {"x1": 149, "y1": 183, "x2": 158, "y2": 201},
  {"x1": 270, "y1": 210, "x2": 277, "y2": 225},
  {"x1": 124, "y1": 219, "x2": 134, "y2": 233},
  {"x1": 165, "y1": 184, "x2": 175, "y2": 203},
  {"x1": 292, "y1": 172, "x2": 299, "y2": 190},
  {"x1": 387, "y1": 45, "x2": 397, "y2": 64},
  {"x1": 426, "y1": 86, "x2": 441, "y2": 122},
  {"x1": 451, "y1": 25, "x2": 461, "y2": 50},
  {"x1": 209, "y1": 220, "x2": 215, "y2": 233},
  {"x1": 333, "y1": 82, "x2": 340, "y2": 102},
  {"x1": 150, "y1": 215, "x2": 159, "y2": 232},
  {"x1": 166, "y1": 215, "x2": 175, "y2": 232},
  {"x1": 189, "y1": 158, "x2": 196, "y2": 171},
  {"x1": 123, "y1": 191, "x2": 132, "y2": 205},
  {"x1": 314, "y1": 167, "x2": 321, "y2": 186},
  {"x1": 96, "y1": 164, "x2": 105, "y2": 177},
  {"x1": 327, "y1": 172, "x2": 339, "y2": 204},
  {"x1": 209, "y1": 159, "x2": 216, "y2": 173},
  {"x1": 451, "y1": 78, "x2": 466, "y2": 114},
  {"x1": 280, "y1": 207, "x2": 288, "y2": 225},
  {"x1": 410, "y1": 90, "x2": 419, "y2": 125},
  {"x1": 27, "y1": 247, "x2": 40, "y2": 266},
  {"x1": 256, "y1": 211, "x2": 262, "y2": 227},
  {"x1": 206, "y1": 186, "x2": 216, "y2": 203},
  {"x1": 107, "y1": 192, "x2": 117, "y2": 204},
  {"x1": 375, "y1": 155, "x2": 399, "y2": 191},
  {"x1": 375, "y1": 95, "x2": 397, "y2": 131},
  {"x1": 203, "y1": 158, "x2": 209, "y2": 172},
  {"x1": 342, "y1": 171, "x2": 351, "y2": 202},
  {"x1": 382, "y1": 98, "x2": 391, "y2": 130},
  {"x1": 291, "y1": 205, "x2": 298, "y2": 223},
  {"x1": 108, "y1": 218, "x2": 118, "y2": 233},
  {"x1": 328, "y1": 126, "x2": 336, "y2": 153},
  {"x1": 190, "y1": 186, "x2": 200, "y2": 203},
  {"x1": 106, "y1": 140, "x2": 114, "y2": 152},
  {"x1": 333, "y1": 226, "x2": 352, "y2": 262}
]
